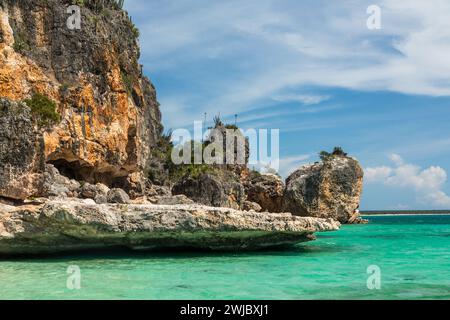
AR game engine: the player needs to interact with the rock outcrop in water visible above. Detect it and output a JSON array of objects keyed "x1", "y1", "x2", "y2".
[
  {"x1": 283, "y1": 154, "x2": 365, "y2": 224},
  {"x1": 0, "y1": 199, "x2": 340, "y2": 254}
]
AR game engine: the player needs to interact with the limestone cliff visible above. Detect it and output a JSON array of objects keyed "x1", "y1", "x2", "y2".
[
  {"x1": 0, "y1": 0, "x2": 162, "y2": 199},
  {"x1": 283, "y1": 155, "x2": 365, "y2": 224},
  {"x1": 0, "y1": 98, "x2": 45, "y2": 200}
]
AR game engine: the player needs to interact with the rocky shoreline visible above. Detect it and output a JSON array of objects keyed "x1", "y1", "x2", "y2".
[
  {"x1": 0, "y1": 199, "x2": 340, "y2": 255},
  {"x1": 1, "y1": 0, "x2": 361, "y2": 255}
]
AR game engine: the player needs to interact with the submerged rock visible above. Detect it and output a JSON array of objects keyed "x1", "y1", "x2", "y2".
[
  {"x1": 0, "y1": 199, "x2": 340, "y2": 254},
  {"x1": 284, "y1": 155, "x2": 365, "y2": 224}
]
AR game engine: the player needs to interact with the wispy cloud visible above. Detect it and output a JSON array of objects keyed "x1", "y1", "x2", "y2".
[
  {"x1": 272, "y1": 94, "x2": 330, "y2": 106},
  {"x1": 126, "y1": 0, "x2": 450, "y2": 129}
]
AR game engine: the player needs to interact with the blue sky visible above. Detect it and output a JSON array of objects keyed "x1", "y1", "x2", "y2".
[{"x1": 125, "y1": 0, "x2": 450, "y2": 210}]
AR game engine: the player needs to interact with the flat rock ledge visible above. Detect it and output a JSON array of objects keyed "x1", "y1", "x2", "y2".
[{"x1": 0, "y1": 199, "x2": 340, "y2": 255}]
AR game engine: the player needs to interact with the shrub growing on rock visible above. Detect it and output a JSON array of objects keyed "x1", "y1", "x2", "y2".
[
  {"x1": 319, "y1": 147, "x2": 348, "y2": 161},
  {"x1": 24, "y1": 93, "x2": 60, "y2": 127}
]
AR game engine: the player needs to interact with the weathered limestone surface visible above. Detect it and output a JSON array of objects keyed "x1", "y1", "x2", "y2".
[
  {"x1": 172, "y1": 172, "x2": 247, "y2": 210},
  {"x1": 0, "y1": 0, "x2": 162, "y2": 196},
  {"x1": 0, "y1": 199, "x2": 340, "y2": 254},
  {"x1": 244, "y1": 173, "x2": 284, "y2": 213},
  {"x1": 284, "y1": 156, "x2": 365, "y2": 224},
  {"x1": 0, "y1": 98, "x2": 45, "y2": 200}
]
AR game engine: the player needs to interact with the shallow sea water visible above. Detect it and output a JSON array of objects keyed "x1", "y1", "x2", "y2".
[{"x1": 0, "y1": 215, "x2": 449, "y2": 300}]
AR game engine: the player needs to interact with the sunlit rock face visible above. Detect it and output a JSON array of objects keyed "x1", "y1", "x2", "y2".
[
  {"x1": 244, "y1": 173, "x2": 285, "y2": 213},
  {"x1": 283, "y1": 156, "x2": 365, "y2": 224},
  {"x1": 0, "y1": 0, "x2": 162, "y2": 199}
]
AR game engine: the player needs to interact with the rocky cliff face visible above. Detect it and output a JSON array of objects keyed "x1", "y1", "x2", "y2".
[
  {"x1": 0, "y1": 0, "x2": 162, "y2": 199},
  {"x1": 283, "y1": 155, "x2": 365, "y2": 224},
  {"x1": 0, "y1": 98, "x2": 45, "y2": 199}
]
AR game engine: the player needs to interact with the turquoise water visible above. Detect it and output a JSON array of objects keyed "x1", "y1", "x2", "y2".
[{"x1": 0, "y1": 215, "x2": 449, "y2": 300}]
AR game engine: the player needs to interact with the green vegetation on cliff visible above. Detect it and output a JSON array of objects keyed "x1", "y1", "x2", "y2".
[
  {"x1": 147, "y1": 135, "x2": 216, "y2": 186},
  {"x1": 24, "y1": 93, "x2": 60, "y2": 127},
  {"x1": 319, "y1": 146, "x2": 348, "y2": 161},
  {"x1": 12, "y1": 31, "x2": 30, "y2": 53},
  {"x1": 147, "y1": 116, "x2": 244, "y2": 186}
]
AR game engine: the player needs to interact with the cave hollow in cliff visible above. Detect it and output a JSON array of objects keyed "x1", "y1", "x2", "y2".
[{"x1": 48, "y1": 159, "x2": 129, "y2": 187}]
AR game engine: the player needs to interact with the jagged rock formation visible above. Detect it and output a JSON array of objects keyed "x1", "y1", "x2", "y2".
[
  {"x1": 172, "y1": 172, "x2": 246, "y2": 210},
  {"x1": 167, "y1": 118, "x2": 254, "y2": 210},
  {"x1": 205, "y1": 121, "x2": 250, "y2": 179},
  {"x1": 283, "y1": 155, "x2": 365, "y2": 224},
  {"x1": 244, "y1": 173, "x2": 284, "y2": 213},
  {"x1": 0, "y1": 199, "x2": 340, "y2": 254},
  {"x1": 0, "y1": 0, "x2": 162, "y2": 200},
  {"x1": 43, "y1": 164, "x2": 81, "y2": 198}
]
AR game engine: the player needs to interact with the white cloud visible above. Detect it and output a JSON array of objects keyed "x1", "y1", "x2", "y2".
[
  {"x1": 249, "y1": 154, "x2": 310, "y2": 178},
  {"x1": 388, "y1": 153, "x2": 404, "y2": 166},
  {"x1": 365, "y1": 154, "x2": 450, "y2": 208},
  {"x1": 272, "y1": 94, "x2": 330, "y2": 105},
  {"x1": 423, "y1": 191, "x2": 450, "y2": 207},
  {"x1": 365, "y1": 166, "x2": 392, "y2": 182}
]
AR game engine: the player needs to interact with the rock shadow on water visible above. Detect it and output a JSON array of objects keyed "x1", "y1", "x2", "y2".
[{"x1": 0, "y1": 240, "x2": 353, "y2": 262}]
